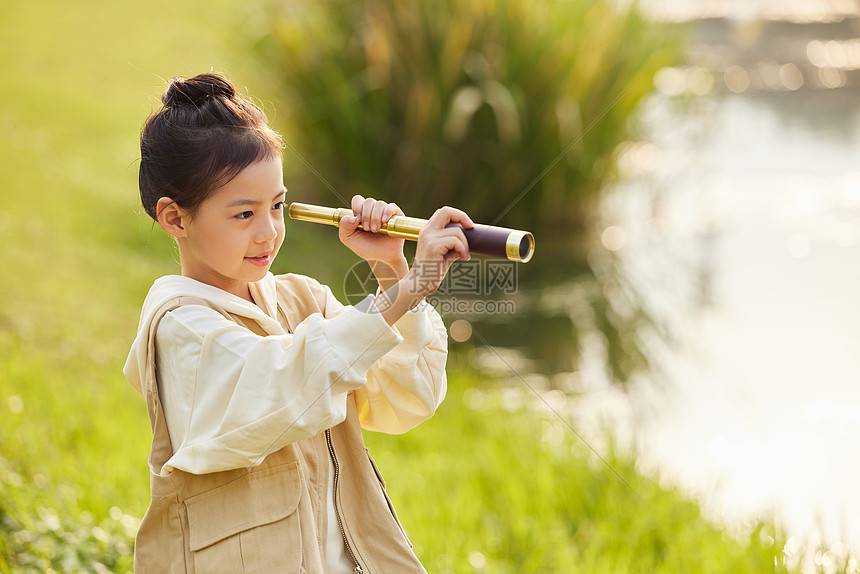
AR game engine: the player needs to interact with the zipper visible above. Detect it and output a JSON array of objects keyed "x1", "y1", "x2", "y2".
[{"x1": 326, "y1": 429, "x2": 364, "y2": 574}]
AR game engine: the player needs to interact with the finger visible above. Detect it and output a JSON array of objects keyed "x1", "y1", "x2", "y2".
[
  {"x1": 369, "y1": 201, "x2": 387, "y2": 232},
  {"x1": 416, "y1": 223, "x2": 471, "y2": 261},
  {"x1": 430, "y1": 206, "x2": 475, "y2": 229},
  {"x1": 351, "y1": 195, "x2": 366, "y2": 216},
  {"x1": 454, "y1": 235, "x2": 471, "y2": 261},
  {"x1": 443, "y1": 251, "x2": 461, "y2": 269},
  {"x1": 425, "y1": 225, "x2": 472, "y2": 256},
  {"x1": 338, "y1": 213, "x2": 360, "y2": 231},
  {"x1": 382, "y1": 201, "x2": 402, "y2": 224},
  {"x1": 433, "y1": 232, "x2": 470, "y2": 261},
  {"x1": 432, "y1": 242, "x2": 468, "y2": 282},
  {"x1": 450, "y1": 229, "x2": 471, "y2": 260},
  {"x1": 429, "y1": 225, "x2": 470, "y2": 238},
  {"x1": 382, "y1": 203, "x2": 403, "y2": 224},
  {"x1": 360, "y1": 197, "x2": 377, "y2": 231}
]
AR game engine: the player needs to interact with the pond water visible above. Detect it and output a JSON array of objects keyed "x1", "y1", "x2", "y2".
[
  {"x1": 580, "y1": 6, "x2": 860, "y2": 567},
  {"x1": 445, "y1": 6, "x2": 860, "y2": 566}
]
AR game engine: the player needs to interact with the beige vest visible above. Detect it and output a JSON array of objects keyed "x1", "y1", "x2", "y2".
[{"x1": 133, "y1": 281, "x2": 426, "y2": 573}]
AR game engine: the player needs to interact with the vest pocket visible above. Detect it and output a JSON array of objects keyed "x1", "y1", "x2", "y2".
[{"x1": 185, "y1": 462, "x2": 304, "y2": 573}]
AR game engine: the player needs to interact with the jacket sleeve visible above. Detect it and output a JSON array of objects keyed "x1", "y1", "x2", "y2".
[
  {"x1": 154, "y1": 301, "x2": 401, "y2": 475},
  {"x1": 319, "y1": 286, "x2": 449, "y2": 435}
]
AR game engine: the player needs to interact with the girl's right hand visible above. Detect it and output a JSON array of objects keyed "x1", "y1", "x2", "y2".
[{"x1": 408, "y1": 206, "x2": 475, "y2": 299}]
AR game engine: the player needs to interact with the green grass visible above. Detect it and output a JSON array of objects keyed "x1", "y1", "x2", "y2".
[
  {"x1": 0, "y1": 0, "x2": 820, "y2": 572},
  {"x1": 365, "y1": 368, "x2": 794, "y2": 573}
]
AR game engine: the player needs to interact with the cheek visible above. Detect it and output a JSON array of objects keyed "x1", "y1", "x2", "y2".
[
  {"x1": 206, "y1": 225, "x2": 242, "y2": 256},
  {"x1": 275, "y1": 218, "x2": 286, "y2": 245}
]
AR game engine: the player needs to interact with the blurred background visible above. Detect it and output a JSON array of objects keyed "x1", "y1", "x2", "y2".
[
  {"x1": 612, "y1": 0, "x2": 860, "y2": 555},
  {"x1": 1, "y1": 0, "x2": 858, "y2": 572}
]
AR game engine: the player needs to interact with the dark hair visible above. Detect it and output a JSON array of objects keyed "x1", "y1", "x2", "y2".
[{"x1": 138, "y1": 73, "x2": 284, "y2": 220}]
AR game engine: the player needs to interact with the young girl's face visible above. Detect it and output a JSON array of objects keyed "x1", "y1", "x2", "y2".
[{"x1": 178, "y1": 157, "x2": 286, "y2": 301}]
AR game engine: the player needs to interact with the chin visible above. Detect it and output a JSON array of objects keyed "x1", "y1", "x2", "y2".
[{"x1": 250, "y1": 268, "x2": 272, "y2": 281}]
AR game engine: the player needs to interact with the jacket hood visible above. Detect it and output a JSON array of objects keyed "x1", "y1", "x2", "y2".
[{"x1": 123, "y1": 274, "x2": 282, "y2": 394}]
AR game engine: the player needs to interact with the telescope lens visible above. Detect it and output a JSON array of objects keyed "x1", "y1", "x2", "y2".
[{"x1": 518, "y1": 233, "x2": 535, "y2": 263}]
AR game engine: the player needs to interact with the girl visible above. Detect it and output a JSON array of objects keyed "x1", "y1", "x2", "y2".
[{"x1": 124, "y1": 72, "x2": 473, "y2": 573}]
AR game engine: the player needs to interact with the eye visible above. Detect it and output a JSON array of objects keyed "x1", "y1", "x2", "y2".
[
  {"x1": 272, "y1": 201, "x2": 285, "y2": 211},
  {"x1": 236, "y1": 210, "x2": 254, "y2": 220}
]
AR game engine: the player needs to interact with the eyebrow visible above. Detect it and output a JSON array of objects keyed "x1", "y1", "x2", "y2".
[{"x1": 225, "y1": 189, "x2": 287, "y2": 209}]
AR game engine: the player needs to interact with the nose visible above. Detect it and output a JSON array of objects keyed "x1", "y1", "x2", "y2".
[{"x1": 255, "y1": 212, "x2": 280, "y2": 243}]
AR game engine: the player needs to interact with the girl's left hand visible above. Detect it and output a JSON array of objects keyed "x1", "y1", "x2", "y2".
[{"x1": 338, "y1": 195, "x2": 407, "y2": 268}]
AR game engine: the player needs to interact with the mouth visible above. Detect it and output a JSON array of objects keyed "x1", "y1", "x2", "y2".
[{"x1": 245, "y1": 252, "x2": 273, "y2": 267}]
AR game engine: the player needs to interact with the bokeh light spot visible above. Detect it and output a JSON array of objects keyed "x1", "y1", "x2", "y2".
[
  {"x1": 724, "y1": 65, "x2": 750, "y2": 93},
  {"x1": 779, "y1": 63, "x2": 804, "y2": 91},
  {"x1": 450, "y1": 319, "x2": 473, "y2": 342},
  {"x1": 601, "y1": 226, "x2": 627, "y2": 251},
  {"x1": 8, "y1": 395, "x2": 23, "y2": 414}
]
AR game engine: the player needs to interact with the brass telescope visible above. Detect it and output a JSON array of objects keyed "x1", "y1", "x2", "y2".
[{"x1": 288, "y1": 202, "x2": 535, "y2": 263}]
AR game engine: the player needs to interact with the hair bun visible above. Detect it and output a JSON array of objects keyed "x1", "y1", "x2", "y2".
[{"x1": 162, "y1": 73, "x2": 237, "y2": 107}]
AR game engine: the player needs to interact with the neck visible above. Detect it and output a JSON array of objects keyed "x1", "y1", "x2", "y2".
[{"x1": 179, "y1": 268, "x2": 254, "y2": 304}]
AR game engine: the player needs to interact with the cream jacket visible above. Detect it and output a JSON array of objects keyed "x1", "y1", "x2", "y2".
[{"x1": 123, "y1": 272, "x2": 447, "y2": 573}]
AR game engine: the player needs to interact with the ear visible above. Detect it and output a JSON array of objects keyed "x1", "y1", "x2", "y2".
[{"x1": 156, "y1": 197, "x2": 189, "y2": 238}]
